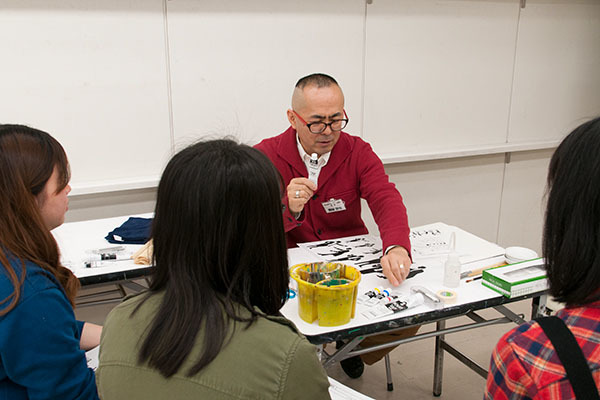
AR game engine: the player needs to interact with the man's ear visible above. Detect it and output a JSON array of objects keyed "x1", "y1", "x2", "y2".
[{"x1": 287, "y1": 109, "x2": 297, "y2": 129}]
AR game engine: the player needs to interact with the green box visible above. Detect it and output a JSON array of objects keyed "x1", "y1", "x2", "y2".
[{"x1": 482, "y1": 258, "x2": 547, "y2": 298}]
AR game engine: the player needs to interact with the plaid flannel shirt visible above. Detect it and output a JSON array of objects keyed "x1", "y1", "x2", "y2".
[{"x1": 485, "y1": 301, "x2": 600, "y2": 399}]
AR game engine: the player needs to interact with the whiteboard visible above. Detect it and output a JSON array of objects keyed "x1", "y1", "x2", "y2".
[
  {"x1": 0, "y1": 0, "x2": 172, "y2": 192},
  {"x1": 508, "y1": 0, "x2": 600, "y2": 142},
  {"x1": 166, "y1": 0, "x2": 366, "y2": 150},
  {"x1": 362, "y1": 0, "x2": 519, "y2": 158}
]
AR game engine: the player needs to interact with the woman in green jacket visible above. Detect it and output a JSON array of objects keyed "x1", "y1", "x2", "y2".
[{"x1": 97, "y1": 139, "x2": 331, "y2": 399}]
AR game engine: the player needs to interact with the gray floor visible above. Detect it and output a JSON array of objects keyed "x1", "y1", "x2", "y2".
[{"x1": 76, "y1": 284, "x2": 532, "y2": 399}]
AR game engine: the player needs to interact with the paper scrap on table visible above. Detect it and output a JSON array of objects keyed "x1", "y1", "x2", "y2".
[
  {"x1": 410, "y1": 227, "x2": 452, "y2": 258},
  {"x1": 86, "y1": 346, "x2": 99, "y2": 371},
  {"x1": 131, "y1": 240, "x2": 153, "y2": 265},
  {"x1": 328, "y1": 377, "x2": 374, "y2": 400}
]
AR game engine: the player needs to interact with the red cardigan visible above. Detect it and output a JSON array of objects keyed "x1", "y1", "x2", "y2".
[{"x1": 255, "y1": 127, "x2": 411, "y2": 254}]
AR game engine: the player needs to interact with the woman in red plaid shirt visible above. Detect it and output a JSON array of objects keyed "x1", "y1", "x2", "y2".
[{"x1": 486, "y1": 116, "x2": 600, "y2": 400}]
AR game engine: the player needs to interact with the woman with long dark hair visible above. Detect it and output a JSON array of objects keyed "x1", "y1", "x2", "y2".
[
  {"x1": 97, "y1": 139, "x2": 330, "y2": 399},
  {"x1": 486, "y1": 116, "x2": 600, "y2": 399},
  {"x1": 0, "y1": 124, "x2": 100, "y2": 399}
]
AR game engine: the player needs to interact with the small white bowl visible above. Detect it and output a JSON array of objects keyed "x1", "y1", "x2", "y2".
[{"x1": 505, "y1": 246, "x2": 539, "y2": 264}]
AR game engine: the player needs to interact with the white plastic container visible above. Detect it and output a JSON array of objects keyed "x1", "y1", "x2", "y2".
[
  {"x1": 443, "y1": 252, "x2": 461, "y2": 288},
  {"x1": 308, "y1": 152, "x2": 319, "y2": 185}
]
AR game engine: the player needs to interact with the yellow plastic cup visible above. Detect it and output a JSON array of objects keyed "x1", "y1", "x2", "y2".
[
  {"x1": 290, "y1": 263, "x2": 361, "y2": 326},
  {"x1": 315, "y1": 267, "x2": 361, "y2": 326}
]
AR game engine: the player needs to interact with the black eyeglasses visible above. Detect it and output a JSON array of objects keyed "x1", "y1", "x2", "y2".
[{"x1": 292, "y1": 110, "x2": 349, "y2": 134}]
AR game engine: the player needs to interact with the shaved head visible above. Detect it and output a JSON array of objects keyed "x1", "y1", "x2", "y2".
[
  {"x1": 292, "y1": 73, "x2": 344, "y2": 111},
  {"x1": 291, "y1": 87, "x2": 308, "y2": 111}
]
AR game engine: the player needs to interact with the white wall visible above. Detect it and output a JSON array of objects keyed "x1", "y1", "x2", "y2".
[
  {"x1": 66, "y1": 151, "x2": 551, "y2": 255},
  {"x1": 65, "y1": 188, "x2": 157, "y2": 222},
  {"x1": 360, "y1": 150, "x2": 551, "y2": 255},
  {"x1": 4, "y1": 0, "x2": 599, "y2": 255},
  {"x1": 4, "y1": 0, "x2": 598, "y2": 193}
]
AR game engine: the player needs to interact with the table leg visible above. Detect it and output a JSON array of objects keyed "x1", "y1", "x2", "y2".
[
  {"x1": 531, "y1": 294, "x2": 548, "y2": 318},
  {"x1": 384, "y1": 353, "x2": 394, "y2": 391},
  {"x1": 433, "y1": 320, "x2": 446, "y2": 396}
]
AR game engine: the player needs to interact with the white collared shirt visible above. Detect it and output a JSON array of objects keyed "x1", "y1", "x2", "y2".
[{"x1": 296, "y1": 135, "x2": 330, "y2": 186}]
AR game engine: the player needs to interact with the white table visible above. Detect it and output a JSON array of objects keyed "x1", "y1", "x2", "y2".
[
  {"x1": 54, "y1": 216, "x2": 547, "y2": 395},
  {"x1": 53, "y1": 214, "x2": 153, "y2": 286}
]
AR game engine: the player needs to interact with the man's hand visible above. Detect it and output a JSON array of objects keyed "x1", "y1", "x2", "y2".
[
  {"x1": 287, "y1": 177, "x2": 317, "y2": 214},
  {"x1": 380, "y1": 246, "x2": 411, "y2": 287}
]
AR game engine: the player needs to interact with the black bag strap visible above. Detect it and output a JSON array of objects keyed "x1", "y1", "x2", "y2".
[{"x1": 534, "y1": 316, "x2": 600, "y2": 399}]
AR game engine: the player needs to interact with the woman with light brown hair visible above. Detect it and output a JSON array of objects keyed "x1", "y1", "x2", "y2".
[{"x1": 0, "y1": 124, "x2": 100, "y2": 399}]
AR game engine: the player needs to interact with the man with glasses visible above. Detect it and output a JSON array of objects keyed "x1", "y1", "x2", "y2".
[{"x1": 255, "y1": 73, "x2": 418, "y2": 379}]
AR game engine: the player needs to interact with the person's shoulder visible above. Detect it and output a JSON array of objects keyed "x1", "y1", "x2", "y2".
[
  {"x1": 104, "y1": 291, "x2": 158, "y2": 327},
  {"x1": 338, "y1": 131, "x2": 365, "y2": 145},
  {"x1": 495, "y1": 320, "x2": 544, "y2": 356},
  {"x1": 498, "y1": 315, "x2": 594, "y2": 363},
  {"x1": 558, "y1": 301, "x2": 600, "y2": 319},
  {"x1": 509, "y1": 319, "x2": 544, "y2": 341},
  {"x1": 246, "y1": 311, "x2": 308, "y2": 348},
  {"x1": 338, "y1": 132, "x2": 376, "y2": 156},
  {"x1": 226, "y1": 312, "x2": 318, "y2": 375},
  {"x1": 243, "y1": 313, "x2": 328, "y2": 395},
  {"x1": 254, "y1": 135, "x2": 277, "y2": 150},
  {"x1": 556, "y1": 303, "x2": 600, "y2": 336},
  {"x1": 334, "y1": 132, "x2": 383, "y2": 169},
  {"x1": 498, "y1": 313, "x2": 600, "y2": 389},
  {"x1": 0, "y1": 258, "x2": 20, "y2": 298},
  {"x1": 0, "y1": 258, "x2": 60, "y2": 303},
  {"x1": 254, "y1": 127, "x2": 294, "y2": 152},
  {"x1": 101, "y1": 292, "x2": 159, "y2": 359},
  {"x1": 23, "y1": 260, "x2": 58, "y2": 286},
  {"x1": 255, "y1": 312, "x2": 302, "y2": 334}
]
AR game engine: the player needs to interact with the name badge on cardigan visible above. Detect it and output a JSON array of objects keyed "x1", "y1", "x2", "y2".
[{"x1": 322, "y1": 198, "x2": 346, "y2": 213}]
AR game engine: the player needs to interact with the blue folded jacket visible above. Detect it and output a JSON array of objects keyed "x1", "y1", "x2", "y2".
[{"x1": 105, "y1": 217, "x2": 153, "y2": 244}]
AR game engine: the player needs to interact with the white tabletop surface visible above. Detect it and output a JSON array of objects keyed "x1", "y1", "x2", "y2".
[
  {"x1": 54, "y1": 215, "x2": 516, "y2": 338},
  {"x1": 281, "y1": 241, "x2": 509, "y2": 337}
]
